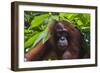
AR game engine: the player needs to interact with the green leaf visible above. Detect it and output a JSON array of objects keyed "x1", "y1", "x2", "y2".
[
  {"x1": 32, "y1": 27, "x2": 49, "y2": 48},
  {"x1": 31, "y1": 14, "x2": 49, "y2": 28},
  {"x1": 59, "y1": 13, "x2": 76, "y2": 20},
  {"x1": 24, "y1": 32, "x2": 41, "y2": 48},
  {"x1": 42, "y1": 27, "x2": 49, "y2": 43},
  {"x1": 51, "y1": 15, "x2": 59, "y2": 21},
  {"x1": 77, "y1": 20, "x2": 83, "y2": 26}
]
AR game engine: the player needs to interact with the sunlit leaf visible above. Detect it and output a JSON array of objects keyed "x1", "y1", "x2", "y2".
[
  {"x1": 24, "y1": 32, "x2": 42, "y2": 48},
  {"x1": 42, "y1": 27, "x2": 49, "y2": 43},
  {"x1": 31, "y1": 14, "x2": 49, "y2": 28}
]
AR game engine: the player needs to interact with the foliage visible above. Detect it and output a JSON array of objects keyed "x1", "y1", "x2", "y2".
[{"x1": 24, "y1": 11, "x2": 90, "y2": 53}]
